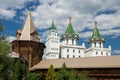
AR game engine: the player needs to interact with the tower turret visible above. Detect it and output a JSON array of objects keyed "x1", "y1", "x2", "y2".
[
  {"x1": 61, "y1": 17, "x2": 79, "y2": 45},
  {"x1": 88, "y1": 21, "x2": 105, "y2": 48},
  {"x1": 45, "y1": 21, "x2": 60, "y2": 59}
]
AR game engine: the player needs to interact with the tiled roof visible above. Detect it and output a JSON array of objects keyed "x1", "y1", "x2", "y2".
[{"x1": 31, "y1": 56, "x2": 120, "y2": 70}]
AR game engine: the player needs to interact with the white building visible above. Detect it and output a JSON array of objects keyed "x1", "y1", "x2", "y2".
[
  {"x1": 45, "y1": 18, "x2": 111, "y2": 59},
  {"x1": 45, "y1": 21, "x2": 60, "y2": 59},
  {"x1": 84, "y1": 21, "x2": 111, "y2": 57}
]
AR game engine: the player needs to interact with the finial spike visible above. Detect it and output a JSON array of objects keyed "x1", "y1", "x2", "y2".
[
  {"x1": 94, "y1": 21, "x2": 97, "y2": 27},
  {"x1": 69, "y1": 17, "x2": 72, "y2": 23}
]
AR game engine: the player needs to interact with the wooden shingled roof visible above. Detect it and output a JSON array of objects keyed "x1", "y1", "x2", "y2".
[{"x1": 31, "y1": 56, "x2": 120, "y2": 71}]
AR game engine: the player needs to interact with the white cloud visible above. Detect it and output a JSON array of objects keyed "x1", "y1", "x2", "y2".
[
  {"x1": 112, "y1": 50, "x2": 120, "y2": 55},
  {"x1": 6, "y1": 36, "x2": 16, "y2": 42},
  {"x1": 0, "y1": 0, "x2": 34, "y2": 19},
  {"x1": 0, "y1": 0, "x2": 120, "y2": 41},
  {"x1": 0, "y1": 9, "x2": 16, "y2": 19},
  {"x1": 28, "y1": 0, "x2": 120, "y2": 40}
]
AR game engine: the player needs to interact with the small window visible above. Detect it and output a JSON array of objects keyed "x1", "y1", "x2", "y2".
[
  {"x1": 106, "y1": 52, "x2": 108, "y2": 56},
  {"x1": 73, "y1": 55, "x2": 75, "y2": 58},
  {"x1": 72, "y1": 39, "x2": 74, "y2": 45},
  {"x1": 100, "y1": 42, "x2": 101, "y2": 47},
  {"x1": 67, "y1": 39, "x2": 68, "y2": 44},
  {"x1": 79, "y1": 50, "x2": 80, "y2": 53},
  {"x1": 73, "y1": 49, "x2": 75, "y2": 53},
  {"x1": 101, "y1": 52, "x2": 103, "y2": 55},
  {"x1": 96, "y1": 52, "x2": 98, "y2": 55},
  {"x1": 67, "y1": 49, "x2": 69, "y2": 52},
  {"x1": 79, "y1": 56, "x2": 80, "y2": 58},
  {"x1": 67, "y1": 55, "x2": 69, "y2": 58},
  {"x1": 94, "y1": 42, "x2": 96, "y2": 47}
]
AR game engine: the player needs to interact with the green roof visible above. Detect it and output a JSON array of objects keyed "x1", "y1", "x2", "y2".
[
  {"x1": 89, "y1": 21, "x2": 105, "y2": 42},
  {"x1": 50, "y1": 21, "x2": 56, "y2": 31},
  {"x1": 61, "y1": 17, "x2": 79, "y2": 39},
  {"x1": 65, "y1": 21, "x2": 75, "y2": 35}
]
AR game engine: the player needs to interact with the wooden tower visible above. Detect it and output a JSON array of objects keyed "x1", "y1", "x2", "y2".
[{"x1": 12, "y1": 12, "x2": 45, "y2": 70}]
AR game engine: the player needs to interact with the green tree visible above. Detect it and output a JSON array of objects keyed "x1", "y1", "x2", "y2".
[
  {"x1": 46, "y1": 64, "x2": 55, "y2": 80},
  {"x1": 9, "y1": 58, "x2": 27, "y2": 80},
  {"x1": 37, "y1": 72, "x2": 44, "y2": 80},
  {"x1": 77, "y1": 71, "x2": 96, "y2": 80},
  {"x1": 0, "y1": 19, "x2": 3, "y2": 34},
  {"x1": 0, "y1": 19, "x2": 11, "y2": 80},
  {"x1": 26, "y1": 72, "x2": 37, "y2": 80},
  {"x1": 68, "y1": 69, "x2": 78, "y2": 80},
  {"x1": 55, "y1": 63, "x2": 69, "y2": 80}
]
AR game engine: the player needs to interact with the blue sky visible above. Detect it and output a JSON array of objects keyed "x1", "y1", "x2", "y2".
[{"x1": 0, "y1": 0, "x2": 120, "y2": 55}]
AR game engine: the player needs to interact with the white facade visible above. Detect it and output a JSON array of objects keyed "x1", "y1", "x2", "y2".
[
  {"x1": 60, "y1": 43, "x2": 86, "y2": 58},
  {"x1": 45, "y1": 20, "x2": 111, "y2": 59},
  {"x1": 85, "y1": 47, "x2": 111, "y2": 57},
  {"x1": 45, "y1": 28, "x2": 60, "y2": 59}
]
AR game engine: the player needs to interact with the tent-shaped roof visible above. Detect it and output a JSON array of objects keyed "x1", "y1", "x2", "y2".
[
  {"x1": 16, "y1": 12, "x2": 39, "y2": 41},
  {"x1": 89, "y1": 21, "x2": 105, "y2": 42},
  {"x1": 50, "y1": 21, "x2": 56, "y2": 31},
  {"x1": 61, "y1": 17, "x2": 79, "y2": 39}
]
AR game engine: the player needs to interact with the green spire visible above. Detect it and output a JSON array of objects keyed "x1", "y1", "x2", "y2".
[
  {"x1": 65, "y1": 17, "x2": 75, "y2": 35},
  {"x1": 92, "y1": 21, "x2": 100, "y2": 38},
  {"x1": 89, "y1": 21, "x2": 105, "y2": 42},
  {"x1": 61, "y1": 17, "x2": 79, "y2": 39},
  {"x1": 50, "y1": 21, "x2": 56, "y2": 31}
]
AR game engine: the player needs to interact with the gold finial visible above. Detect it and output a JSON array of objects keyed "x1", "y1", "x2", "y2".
[
  {"x1": 69, "y1": 16, "x2": 72, "y2": 23},
  {"x1": 94, "y1": 21, "x2": 97, "y2": 27}
]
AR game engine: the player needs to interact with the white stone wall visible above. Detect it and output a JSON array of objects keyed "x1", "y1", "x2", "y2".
[
  {"x1": 60, "y1": 45, "x2": 86, "y2": 58},
  {"x1": 90, "y1": 41, "x2": 104, "y2": 48},
  {"x1": 45, "y1": 31, "x2": 60, "y2": 59},
  {"x1": 85, "y1": 47, "x2": 111, "y2": 57},
  {"x1": 62, "y1": 38, "x2": 77, "y2": 45}
]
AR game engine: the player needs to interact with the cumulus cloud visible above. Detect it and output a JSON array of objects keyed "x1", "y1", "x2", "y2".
[
  {"x1": 0, "y1": 9, "x2": 16, "y2": 19},
  {"x1": 112, "y1": 50, "x2": 120, "y2": 55},
  {"x1": 28, "y1": 0, "x2": 120, "y2": 41},
  {"x1": 6, "y1": 36, "x2": 16, "y2": 42},
  {"x1": 0, "y1": 0, "x2": 34, "y2": 19},
  {"x1": 0, "y1": 0, "x2": 120, "y2": 41}
]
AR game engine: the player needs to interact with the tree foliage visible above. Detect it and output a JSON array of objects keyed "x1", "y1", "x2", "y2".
[
  {"x1": 56, "y1": 63, "x2": 69, "y2": 80},
  {"x1": 0, "y1": 19, "x2": 11, "y2": 80},
  {"x1": 46, "y1": 64, "x2": 55, "y2": 80},
  {"x1": 0, "y1": 20, "x2": 27, "y2": 80},
  {"x1": 10, "y1": 58, "x2": 27, "y2": 80},
  {"x1": 26, "y1": 73, "x2": 37, "y2": 80}
]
